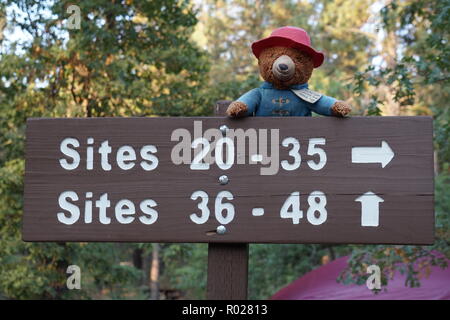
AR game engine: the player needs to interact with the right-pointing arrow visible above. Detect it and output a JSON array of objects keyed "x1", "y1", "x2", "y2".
[
  {"x1": 352, "y1": 141, "x2": 395, "y2": 168},
  {"x1": 355, "y1": 191, "x2": 384, "y2": 227}
]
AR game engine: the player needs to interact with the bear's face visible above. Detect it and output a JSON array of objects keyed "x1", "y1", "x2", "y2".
[{"x1": 258, "y1": 46, "x2": 314, "y2": 90}]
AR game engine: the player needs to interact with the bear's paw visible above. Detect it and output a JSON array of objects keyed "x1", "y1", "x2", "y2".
[
  {"x1": 331, "y1": 101, "x2": 352, "y2": 117},
  {"x1": 226, "y1": 101, "x2": 248, "y2": 118}
]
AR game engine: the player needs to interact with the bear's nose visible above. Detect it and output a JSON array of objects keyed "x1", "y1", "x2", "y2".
[
  {"x1": 279, "y1": 63, "x2": 288, "y2": 71},
  {"x1": 272, "y1": 55, "x2": 295, "y2": 81}
]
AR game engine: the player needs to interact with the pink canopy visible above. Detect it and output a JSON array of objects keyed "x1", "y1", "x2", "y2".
[{"x1": 271, "y1": 255, "x2": 450, "y2": 300}]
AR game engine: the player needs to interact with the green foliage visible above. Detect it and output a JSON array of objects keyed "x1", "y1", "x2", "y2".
[
  {"x1": 161, "y1": 244, "x2": 208, "y2": 299},
  {"x1": 0, "y1": 0, "x2": 448, "y2": 299},
  {"x1": 0, "y1": 0, "x2": 211, "y2": 117},
  {"x1": 339, "y1": 0, "x2": 450, "y2": 290},
  {"x1": 0, "y1": 0, "x2": 211, "y2": 299}
]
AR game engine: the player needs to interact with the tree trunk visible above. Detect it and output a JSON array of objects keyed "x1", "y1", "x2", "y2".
[
  {"x1": 434, "y1": 150, "x2": 439, "y2": 176},
  {"x1": 142, "y1": 252, "x2": 151, "y2": 287},
  {"x1": 149, "y1": 243, "x2": 160, "y2": 300},
  {"x1": 132, "y1": 248, "x2": 143, "y2": 270},
  {"x1": 381, "y1": 21, "x2": 401, "y2": 116}
]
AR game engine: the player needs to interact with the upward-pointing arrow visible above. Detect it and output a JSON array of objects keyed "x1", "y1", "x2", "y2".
[
  {"x1": 352, "y1": 141, "x2": 395, "y2": 168},
  {"x1": 355, "y1": 191, "x2": 384, "y2": 227}
]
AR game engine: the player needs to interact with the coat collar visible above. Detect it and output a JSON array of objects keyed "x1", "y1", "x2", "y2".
[{"x1": 260, "y1": 81, "x2": 309, "y2": 90}]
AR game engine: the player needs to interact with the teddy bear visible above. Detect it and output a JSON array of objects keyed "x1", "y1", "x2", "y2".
[{"x1": 226, "y1": 26, "x2": 352, "y2": 118}]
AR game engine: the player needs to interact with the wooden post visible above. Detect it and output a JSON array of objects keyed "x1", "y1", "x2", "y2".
[
  {"x1": 207, "y1": 243, "x2": 249, "y2": 299},
  {"x1": 213, "y1": 100, "x2": 233, "y2": 118},
  {"x1": 206, "y1": 100, "x2": 249, "y2": 300}
]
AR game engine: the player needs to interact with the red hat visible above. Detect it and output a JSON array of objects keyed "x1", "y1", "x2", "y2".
[{"x1": 251, "y1": 26, "x2": 324, "y2": 68}]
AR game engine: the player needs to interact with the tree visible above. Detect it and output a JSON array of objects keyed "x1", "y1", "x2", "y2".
[
  {"x1": 339, "y1": 0, "x2": 449, "y2": 290},
  {"x1": 0, "y1": 0, "x2": 210, "y2": 299},
  {"x1": 1, "y1": 0, "x2": 448, "y2": 299}
]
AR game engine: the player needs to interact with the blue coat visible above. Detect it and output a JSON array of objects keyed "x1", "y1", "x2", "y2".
[{"x1": 236, "y1": 82, "x2": 336, "y2": 117}]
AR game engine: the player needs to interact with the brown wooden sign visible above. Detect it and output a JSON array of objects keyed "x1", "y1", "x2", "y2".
[{"x1": 23, "y1": 116, "x2": 434, "y2": 244}]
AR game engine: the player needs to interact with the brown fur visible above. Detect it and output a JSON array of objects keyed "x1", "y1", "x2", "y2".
[
  {"x1": 258, "y1": 46, "x2": 314, "y2": 90},
  {"x1": 331, "y1": 101, "x2": 352, "y2": 117},
  {"x1": 226, "y1": 101, "x2": 248, "y2": 117},
  {"x1": 226, "y1": 45, "x2": 352, "y2": 117}
]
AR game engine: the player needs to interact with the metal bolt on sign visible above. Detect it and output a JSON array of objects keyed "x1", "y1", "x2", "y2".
[
  {"x1": 219, "y1": 125, "x2": 229, "y2": 136},
  {"x1": 218, "y1": 175, "x2": 229, "y2": 185},
  {"x1": 216, "y1": 225, "x2": 227, "y2": 235}
]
